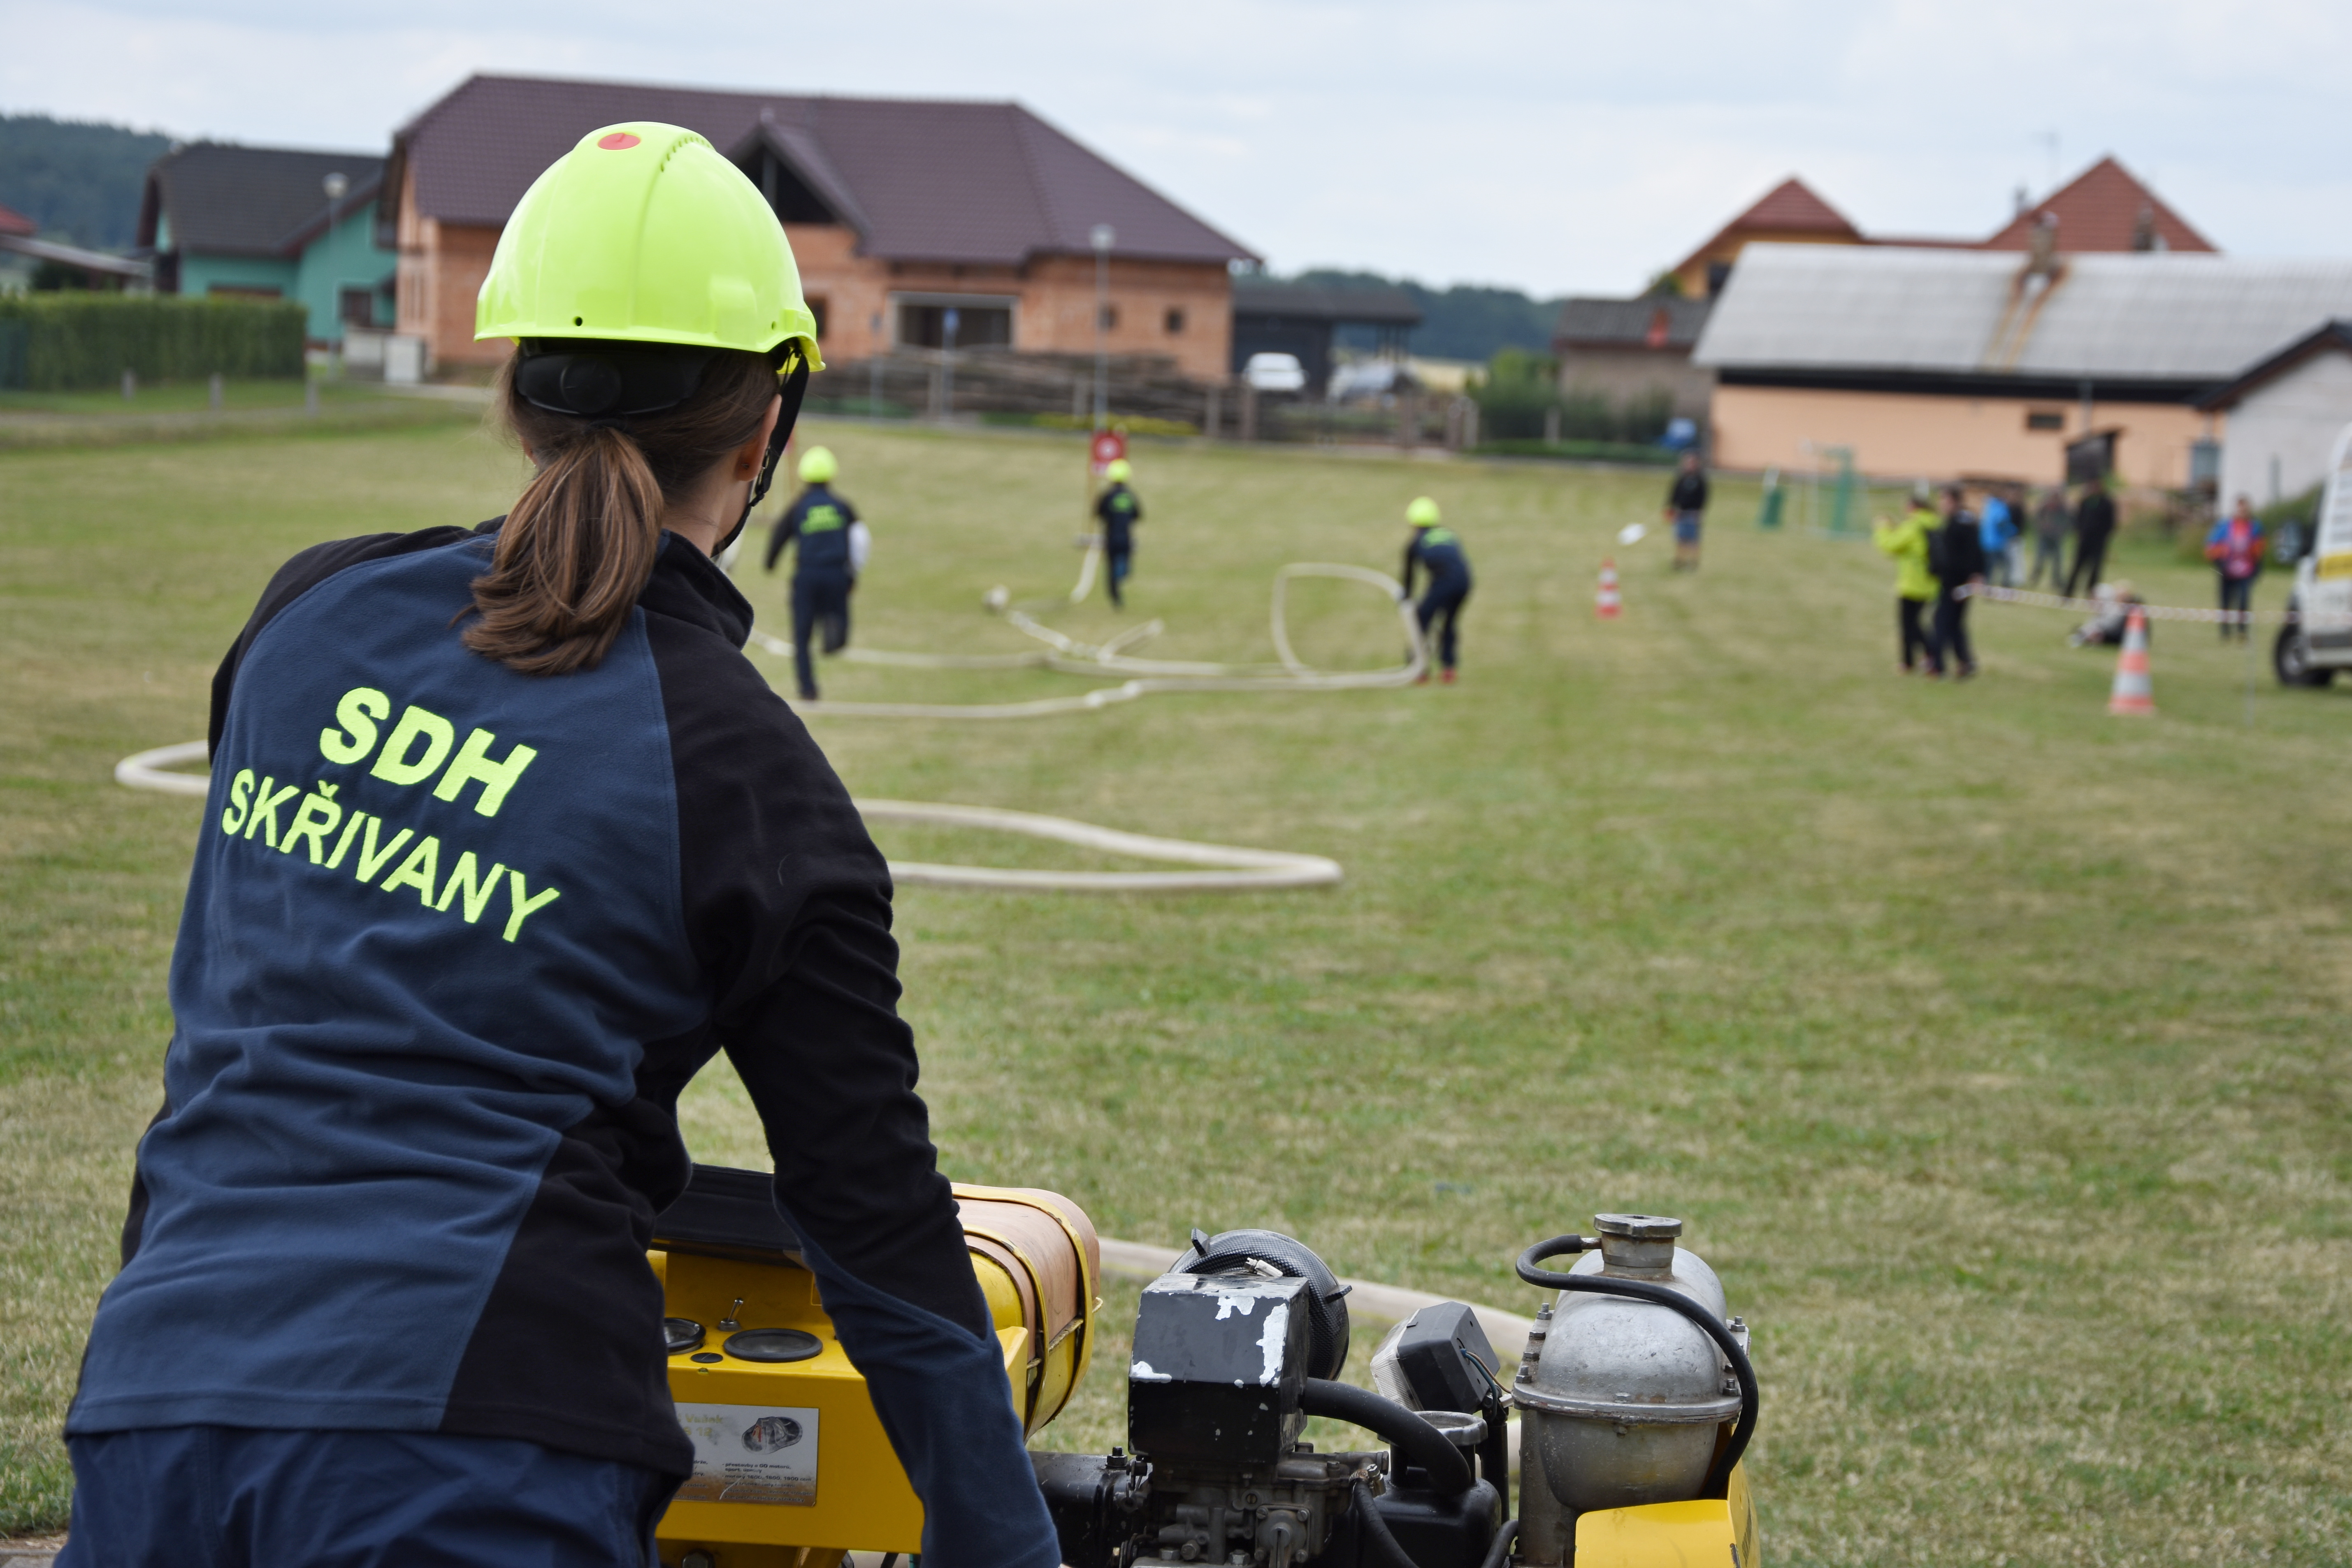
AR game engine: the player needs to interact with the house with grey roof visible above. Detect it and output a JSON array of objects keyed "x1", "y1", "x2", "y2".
[
  {"x1": 1690, "y1": 243, "x2": 2352, "y2": 487},
  {"x1": 382, "y1": 74, "x2": 1256, "y2": 378},
  {"x1": 137, "y1": 143, "x2": 396, "y2": 344}
]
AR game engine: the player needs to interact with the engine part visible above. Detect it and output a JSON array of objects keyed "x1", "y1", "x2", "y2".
[
  {"x1": 648, "y1": 1164, "x2": 1098, "y2": 1562},
  {"x1": 1174, "y1": 1225, "x2": 1354, "y2": 1380},
  {"x1": 1509, "y1": 1215, "x2": 1758, "y2": 1568},
  {"x1": 1369, "y1": 1301, "x2": 1502, "y2": 1416},
  {"x1": 1043, "y1": 1232, "x2": 1505, "y2": 1568}
]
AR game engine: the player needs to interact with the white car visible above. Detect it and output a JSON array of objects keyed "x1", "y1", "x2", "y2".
[
  {"x1": 1244, "y1": 352, "x2": 1307, "y2": 393},
  {"x1": 2275, "y1": 421, "x2": 2352, "y2": 686}
]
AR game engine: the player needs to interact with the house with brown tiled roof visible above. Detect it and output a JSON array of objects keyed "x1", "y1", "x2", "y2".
[
  {"x1": 1981, "y1": 157, "x2": 2214, "y2": 256},
  {"x1": 1665, "y1": 178, "x2": 1866, "y2": 300},
  {"x1": 1666, "y1": 156, "x2": 2214, "y2": 300},
  {"x1": 381, "y1": 74, "x2": 1257, "y2": 378}
]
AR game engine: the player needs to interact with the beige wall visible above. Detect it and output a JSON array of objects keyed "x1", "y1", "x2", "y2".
[
  {"x1": 1558, "y1": 348, "x2": 1716, "y2": 423},
  {"x1": 1709, "y1": 382, "x2": 2218, "y2": 488}
]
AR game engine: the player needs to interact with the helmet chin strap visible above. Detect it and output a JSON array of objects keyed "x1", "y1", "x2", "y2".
[{"x1": 718, "y1": 355, "x2": 811, "y2": 558}]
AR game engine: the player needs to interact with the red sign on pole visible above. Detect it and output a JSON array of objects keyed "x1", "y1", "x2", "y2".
[{"x1": 1089, "y1": 430, "x2": 1126, "y2": 475}]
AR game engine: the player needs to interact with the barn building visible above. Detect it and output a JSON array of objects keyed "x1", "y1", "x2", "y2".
[
  {"x1": 1693, "y1": 245, "x2": 2352, "y2": 488},
  {"x1": 381, "y1": 76, "x2": 1255, "y2": 378}
]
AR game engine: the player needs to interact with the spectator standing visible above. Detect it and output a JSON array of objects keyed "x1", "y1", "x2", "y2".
[
  {"x1": 2204, "y1": 494, "x2": 2266, "y2": 642},
  {"x1": 1931, "y1": 483, "x2": 1987, "y2": 679},
  {"x1": 2027, "y1": 486, "x2": 2071, "y2": 590},
  {"x1": 1979, "y1": 486, "x2": 2018, "y2": 587},
  {"x1": 1663, "y1": 451, "x2": 1708, "y2": 572},
  {"x1": 2063, "y1": 478, "x2": 2117, "y2": 599},
  {"x1": 1873, "y1": 488, "x2": 1942, "y2": 675}
]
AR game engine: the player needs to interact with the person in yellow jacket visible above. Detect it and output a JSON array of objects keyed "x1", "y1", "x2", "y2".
[{"x1": 1874, "y1": 488, "x2": 1943, "y2": 675}]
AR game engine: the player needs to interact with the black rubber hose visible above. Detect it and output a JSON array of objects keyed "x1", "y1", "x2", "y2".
[
  {"x1": 1479, "y1": 1519, "x2": 1520, "y2": 1568},
  {"x1": 1516, "y1": 1237, "x2": 1758, "y2": 1501},
  {"x1": 1350, "y1": 1479, "x2": 1425, "y2": 1568},
  {"x1": 1302, "y1": 1379, "x2": 1474, "y2": 1498}
]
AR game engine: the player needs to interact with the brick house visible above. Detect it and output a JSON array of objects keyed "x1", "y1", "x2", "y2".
[{"x1": 380, "y1": 75, "x2": 1255, "y2": 378}]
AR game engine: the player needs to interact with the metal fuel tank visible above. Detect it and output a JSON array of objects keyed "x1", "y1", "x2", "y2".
[{"x1": 1512, "y1": 1214, "x2": 1748, "y2": 1565}]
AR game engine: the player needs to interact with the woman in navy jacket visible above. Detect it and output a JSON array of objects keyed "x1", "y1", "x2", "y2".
[{"x1": 61, "y1": 124, "x2": 1057, "y2": 1568}]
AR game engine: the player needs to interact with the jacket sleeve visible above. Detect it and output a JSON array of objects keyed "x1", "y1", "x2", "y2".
[
  {"x1": 1400, "y1": 535, "x2": 1421, "y2": 597},
  {"x1": 649, "y1": 619, "x2": 1058, "y2": 1568},
  {"x1": 763, "y1": 501, "x2": 803, "y2": 573}
]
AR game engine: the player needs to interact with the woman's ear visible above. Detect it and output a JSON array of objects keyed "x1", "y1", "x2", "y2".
[{"x1": 734, "y1": 393, "x2": 784, "y2": 481}]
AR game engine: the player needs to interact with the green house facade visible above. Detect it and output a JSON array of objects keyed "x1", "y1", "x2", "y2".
[{"x1": 139, "y1": 143, "x2": 396, "y2": 344}]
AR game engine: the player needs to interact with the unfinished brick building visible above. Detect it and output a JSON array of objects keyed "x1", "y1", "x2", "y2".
[{"x1": 379, "y1": 75, "x2": 1255, "y2": 379}]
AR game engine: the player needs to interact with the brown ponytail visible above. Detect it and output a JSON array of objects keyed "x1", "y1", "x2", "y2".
[{"x1": 466, "y1": 346, "x2": 779, "y2": 675}]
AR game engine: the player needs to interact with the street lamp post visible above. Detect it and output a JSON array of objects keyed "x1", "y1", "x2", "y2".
[
  {"x1": 1090, "y1": 223, "x2": 1114, "y2": 430},
  {"x1": 941, "y1": 307, "x2": 959, "y2": 421}
]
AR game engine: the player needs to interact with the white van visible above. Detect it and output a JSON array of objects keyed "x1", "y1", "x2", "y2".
[{"x1": 2274, "y1": 421, "x2": 2352, "y2": 686}]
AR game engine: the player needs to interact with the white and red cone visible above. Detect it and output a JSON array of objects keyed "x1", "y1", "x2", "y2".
[
  {"x1": 2108, "y1": 606, "x2": 2155, "y2": 715},
  {"x1": 1596, "y1": 559, "x2": 1622, "y2": 620}
]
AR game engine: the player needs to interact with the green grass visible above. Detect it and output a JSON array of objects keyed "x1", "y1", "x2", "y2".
[{"x1": 4, "y1": 419, "x2": 2349, "y2": 1563}]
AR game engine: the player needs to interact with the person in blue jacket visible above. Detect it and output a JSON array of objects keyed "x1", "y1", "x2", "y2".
[
  {"x1": 1095, "y1": 457, "x2": 1142, "y2": 607},
  {"x1": 1400, "y1": 495, "x2": 1473, "y2": 683},
  {"x1": 764, "y1": 443, "x2": 860, "y2": 699},
  {"x1": 59, "y1": 124, "x2": 1059, "y2": 1568}
]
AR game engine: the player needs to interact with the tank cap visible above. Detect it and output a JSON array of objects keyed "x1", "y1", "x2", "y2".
[{"x1": 1594, "y1": 1213, "x2": 1683, "y2": 1240}]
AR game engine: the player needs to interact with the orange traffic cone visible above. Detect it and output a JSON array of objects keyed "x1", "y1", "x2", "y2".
[
  {"x1": 2108, "y1": 606, "x2": 2155, "y2": 715},
  {"x1": 1596, "y1": 559, "x2": 1622, "y2": 620}
]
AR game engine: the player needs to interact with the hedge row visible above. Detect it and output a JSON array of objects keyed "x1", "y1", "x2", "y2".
[{"x1": 0, "y1": 294, "x2": 307, "y2": 391}]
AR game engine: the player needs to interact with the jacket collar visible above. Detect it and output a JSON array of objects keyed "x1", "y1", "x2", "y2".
[{"x1": 470, "y1": 517, "x2": 755, "y2": 649}]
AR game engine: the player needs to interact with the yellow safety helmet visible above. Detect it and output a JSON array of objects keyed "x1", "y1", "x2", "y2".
[
  {"x1": 1406, "y1": 496, "x2": 1441, "y2": 527},
  {"x1": 477, "y1": 123, "x2": 822, "y2": 368},
  {"x1": 799, "y1": 446, "x2": 838, "y2": 485},
  {"x1": 1105, "y1": 458, "x2": 1132, "y2": 484}
]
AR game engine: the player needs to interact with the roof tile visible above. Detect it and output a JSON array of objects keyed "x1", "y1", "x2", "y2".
[
  {"x1": 395, "y1": 75, "x2": 1253, "y2": 266},
  {"x1": 142, "y1": 144, "x2": 383, "y2": 256}
]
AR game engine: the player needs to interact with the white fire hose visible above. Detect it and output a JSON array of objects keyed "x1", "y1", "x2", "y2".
[{"x1": 113, "y1": 564, "x2": 1410, "y2": 894}]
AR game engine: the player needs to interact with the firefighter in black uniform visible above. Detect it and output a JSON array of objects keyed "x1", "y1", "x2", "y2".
[
  {"x1": 764, "y1": 444, "x2": 859, "y2": 700},
  {"x1": 1095, "y1": 458, "x2": 1142, "y2": 607},
  {"x1": 1400, "y1": 495, "x2": 1473, "y2": 683}
]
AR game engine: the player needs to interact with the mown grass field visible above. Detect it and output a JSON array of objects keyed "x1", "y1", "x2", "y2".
[{"x1": 3, "y1": 417, "x2": 2347, "y2": 1564}]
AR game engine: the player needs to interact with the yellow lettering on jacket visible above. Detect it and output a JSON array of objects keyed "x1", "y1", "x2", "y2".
[
  {"x1": 502, "y1": 872, "x2": 562, "y2": 943},
  {"x1": 379, "y1": 835, "x2": 441, "y2": 905},
  {"x1": 320, "y1": 688, "x2": 390, "y2": 765},
  {"x1": 221, "y1": 769, "x2": 256, "y2": 836},
  {"x1": 434, "y1": 853, "x2": 509, "y2": 924},
  {"x1": 279, "y1": 784, "x2": 344, "y2": 864},
  {"x1": 352, "y1": 818, "x2": 415, "y2": 885},
  {"x1": 243, "y1": 777, "x2": 298, "y2": 847},
  {"x1": 432, "y1": 728, "x2": 538, "y2": 818},
  {"x1": 370, "y1": 706, "x2": 456, "y2": 786},
  {"x1": 325, "y1": 810, "x2": 366, "y2": 870}
]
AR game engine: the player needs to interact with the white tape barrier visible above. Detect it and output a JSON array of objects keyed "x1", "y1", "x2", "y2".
[
  {"x1": 1960, "y1": 583, "x2": 2350, "y2": 629},
  {"x1": 114, "y1": 744, "x2": 1339, "y2": 894},
  {"x1": 750, "y1": 562, "x2": 1426, "y2": 719}
]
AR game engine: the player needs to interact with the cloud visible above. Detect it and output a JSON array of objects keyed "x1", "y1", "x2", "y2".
[{"x1": 5, "y1": 0, "x2": 2347, "y2": 294}]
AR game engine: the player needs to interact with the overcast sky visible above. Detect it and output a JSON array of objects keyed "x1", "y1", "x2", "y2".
[{"x1": 6, "y1": 0, "x2": 2348, "y2": 296}]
